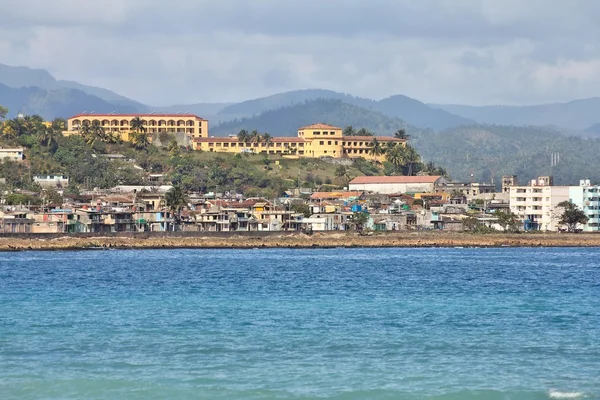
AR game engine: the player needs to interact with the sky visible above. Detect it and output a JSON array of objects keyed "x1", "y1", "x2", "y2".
[{"x1": 1, "y1": 0, "x2": 600, "y2": 106}]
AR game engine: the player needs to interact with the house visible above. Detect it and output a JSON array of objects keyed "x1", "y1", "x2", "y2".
[
  {"x1": 0, "y1": 147, "x2": 25, "y2": 162},
  {"x1": 509, "y1": 176, "x2": 568, "y2": 231},
  {"x1": 33, "y1": 175, "x2": 69, "y2": 188},
  {"x1": 0, "y1": 210, "x2": 33, "y2": 233},
  {"x1": 349, "y1": 176, "x2": 447, "y2": 194}
]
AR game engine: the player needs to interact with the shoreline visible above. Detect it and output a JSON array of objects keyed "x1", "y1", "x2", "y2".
[{"x1": 2, "y1": 232, "x2": 600, "y2": 251}]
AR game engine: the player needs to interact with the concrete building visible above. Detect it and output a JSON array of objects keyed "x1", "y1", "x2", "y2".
[
  {"x1": 64, "y1": 113, "x2": 208, "y2": 142},
  {"x1": 438, "y1": 181, "x2": 496, "y2": 200},
  {"x1": 193, "y1": 123, "x2": 405, "y2": 162},
  {"x1": 33, "y1": 175, "x2": 69, "y2": 188},
  {"x1": 509, "y1": 176, "x2": 568, "y2": 231},
  {"x1": 0, "y1": 147, "x2": 25, "y2": 162},
  {"x1": 349, "y1": 175, "x2": 446, "y2": 194},
  {"x1": 568, "y1": 179, "x2": 600, "y2": 232}
]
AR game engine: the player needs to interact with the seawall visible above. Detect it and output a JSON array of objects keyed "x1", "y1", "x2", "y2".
[{"x1": 1, "y1": 231, "x2": 600, "y2": 251}]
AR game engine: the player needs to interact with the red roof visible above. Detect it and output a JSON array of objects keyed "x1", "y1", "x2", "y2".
[
  {"x1": 349, "y1": 176, "x2": 442, "y2": 185},
  {"x1": 310, "y1": 191, "x2": 364, "y2": 200},
  {"x1": 343, "y1": 136, "x2": 405, "y2": 142},
  {"x1": 298, "y1": 123, "x2": 342, "y2": 130},
  {"x1": 69, "y1": 113, "x2": 206, "y2": 120},
  {"x1": 194, "y1": 137, "x2": 306, "y2": 143}
]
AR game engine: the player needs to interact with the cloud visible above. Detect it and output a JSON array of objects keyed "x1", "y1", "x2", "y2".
[{"x1": 1, "y1": 0, "x2": 600, "y2": 106}]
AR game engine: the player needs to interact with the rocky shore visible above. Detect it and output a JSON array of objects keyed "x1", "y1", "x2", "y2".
[{"x1": 1, "y1": 232, "x2": 600, "y2": 251}]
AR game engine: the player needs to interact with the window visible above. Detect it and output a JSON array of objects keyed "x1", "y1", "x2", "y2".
[
  {"x1": 314, "y1": 131, "x2": 320, "y2": 135},
  {"x1": 335, "y1": 141, "x2": 338, "y2": 145},
  {"x1": 319, "y1": 141, "x2": 324, "y2": 145},
  {"x1": 322, "y1": 132, "x2": 328, "y2": 135},
  {"x1": 328, "y1": 141, "x2": 331, "y2": 145}
]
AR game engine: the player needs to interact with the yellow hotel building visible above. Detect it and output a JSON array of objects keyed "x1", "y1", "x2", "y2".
[
  {"x1": 193, "y1": 123, "x2": 406, "y2": 161},
  {"x1": 64, "y1": 113, "x2": 208, "y2": 141}
]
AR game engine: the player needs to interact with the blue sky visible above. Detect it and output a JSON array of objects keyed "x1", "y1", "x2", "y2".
[{"x1": 1, "y1": 0, "x2": 599, "y2": 106}]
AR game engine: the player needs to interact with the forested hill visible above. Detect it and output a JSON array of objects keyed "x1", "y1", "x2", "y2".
[
  {"x1": 211, "y1": 99, "x2": 412, "y2": 136},
  {"x1": 414, "y1": 125, "x2": 600, "y2": 185}
]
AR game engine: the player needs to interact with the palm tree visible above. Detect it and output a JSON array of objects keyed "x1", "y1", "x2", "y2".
[
  {"x1": 394, "y1": 128, "x2": 410, "y2": 140},
  {"x1": 168, "y1": 140, "x2": 181, "y2": 157},
  {"x1": 91, "y1": 120, "x2": 107, "y2": 142},
  {"x1": 132, "y1": 132, "x2": 150, "y2": 150},
  {"x1": 165, "y1": 185, "x2": 188, "y2": 225},
  {"x1": 385, "y1": 144, "x2": 406, "y2": 174},
  {"x1": 37, "y1": 126, "x2": 58, "y2": 151},
  {"x1": 130, "y1": 116, "x2": 146, "y2": 134},
  {"x1": 334, "y1": 165, "x2": 351, "y2": 184},
  {"x1": 79, "y1": 121, "x2": 96, "y2": 146},
  {"x1": 356, "y1": 128, "x2": 373, "y2": 137},
  {"x1": 343, "y1": 126, "x2": 356, "y2": 136},
  {"x1": 368, "y1": 138, "x2": 384, "y2": 161},
  {"x1": 250, "y1": 130, "x2": 261, "y2": 144},
  {"x1": 404, "y1": 146, "x2": 421, "y2": 176},
  {"x1": 262, "y1": 132, "x2": 272, "y2": 147},
  {"x1": 237, "y1": 129, "x2": 249, "y2": 145},
  {"x1": 105, "y1": 131, "x2": 122, "y2": 144}
]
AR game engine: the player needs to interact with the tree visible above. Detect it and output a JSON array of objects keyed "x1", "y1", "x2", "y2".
[
  {"x1": 131, "y1": 132, "x2": 150, "y2": 150},
  {"x1": 404, "y1": 146, "x2": 421, "y2": 176},
  {"x1": 394, "y1": 128, "x2": 410, "y2": 140},
  {"x1": 557, "y1": 201, "x2": 588, "y2": 232},
  {"x1": 91, "y1": 120, "x2": 107, "y2": 143},
  {"x1": 37, "y1": 126, "x2": 59, "y2": 152},
  {"x1": 237, "y1": 129, "x2": 249, "y2": 145},
  {"x1": 356, "y1": 127, "x2": 373, "y2": 137},
  {"x1": 168, "y1": 140, "x2": 181, "y2": 158},
  {"x1": 334, "y1": 165, "x2": 351, "y2": 184},
  {"x1": 262, "y1": 132, "x2": 272, "y2": 147},
  {"x1": 350, "y1": 211, "x2": 369, "y2": 231},
  {"x1": 343, "y1": 126, "x2": 356, "y2": 136},
  {"x1": 493, "y1": 210, "x2": 520, "y2": 232},
  {"x1": 0, "y1": 105, "x2": 7, "y2": 119},
  {"x1": 385, "y1": 144, "x2": 406, "y2": 174},
  {"x1": 368, "y1": 138, "x2": 384, "y2": 161},
  {"x1": 130, "y1": 116, "x2": 146, "y2": 134},
  {"x1": 165, "y1": 185, "x2": 188, "y2": 225}
]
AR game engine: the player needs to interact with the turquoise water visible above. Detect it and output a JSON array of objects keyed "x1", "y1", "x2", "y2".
[{"x1": 1, "y1": 248, "x2": 600, "y2": 399}]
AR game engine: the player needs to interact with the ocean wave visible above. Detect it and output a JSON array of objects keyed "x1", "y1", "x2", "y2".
[{"x1": 549, "y1": 390, "x2": 585, "y2": 399}]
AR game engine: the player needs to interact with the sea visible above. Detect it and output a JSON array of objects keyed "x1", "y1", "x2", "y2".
[{"x1": 1, "y1": 247, "x2": 599, "y2": 400}]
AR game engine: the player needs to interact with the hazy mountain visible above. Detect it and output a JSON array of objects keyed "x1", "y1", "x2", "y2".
[
  {"x1": 374, "y1": 95, "x2": 473, "y2": 130},
  {"x1": 0, "y1": 83, "x2": 138, "y2": 120},
  {"x1": 0, "y1": 63, "x2": 145, "y2": 112},
  {"x1": 432, "y1": 98, "x2": 600, "y2": 131},
  {"x1": 585, "y1": 123, "x2": 600, "y2": 135},
  {"x1": 211, "y1": 99, "x2": 411, "y2": 137},
  {"x1": 217, "y1": 89, "x2": 471, "y2": 130},
  {"x1": 152, "y1": 103, "x2": 234, "y2": 121}
]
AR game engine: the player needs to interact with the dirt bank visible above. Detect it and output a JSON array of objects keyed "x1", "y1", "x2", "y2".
[{"x1": 1, "y1": 232, "x2": 600, "y2": 251}]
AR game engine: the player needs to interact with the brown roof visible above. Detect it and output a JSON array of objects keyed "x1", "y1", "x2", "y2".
[
  {"x1": 310, "y1": 191, "x2": 364, "y2": 200},
  {"x1": 298, "y1": 123, "x2": 342, "y2": 130},
  {"x1": 193, "y1": 137, "x2": 306, "y2": 143},
  {"x1": 70, "y1": 113, "x2": 205, "y2": 120},
  {"x1": 343, "y1": 136, "x2": 405, "y2": 142},
  {"x1": 349, "y1": 176, "x2": 442, "y2": 185}
]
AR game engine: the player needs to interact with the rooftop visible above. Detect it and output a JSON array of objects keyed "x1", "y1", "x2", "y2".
[
  {"x1": 194, "y1": 137, "x2": 306, "y2": 143},
  {"x1": 350, "y1": 176, "x2": 443, "y2": 185},
  {"x1": 69, "y1": 113, "x2": 206, "y2": 120},
  {"x1": 298, "y1": 123, "x2": 342, "y2": 131},
  {"x1": 342, "y1": 136, "x2": 405, "y2": 142}
]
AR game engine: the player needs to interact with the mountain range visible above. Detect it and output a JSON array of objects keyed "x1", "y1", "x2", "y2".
[{"x1": 3, "y1": 62, "x2": 600, "y2": 184}]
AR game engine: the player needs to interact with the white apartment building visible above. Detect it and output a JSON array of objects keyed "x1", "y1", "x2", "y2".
[
  {"x1": 569, "y1": 179, "x2": 600, "y2": 232},
  {"x1": 509, "y1": 177, "x2": 569, "y2": 231}
]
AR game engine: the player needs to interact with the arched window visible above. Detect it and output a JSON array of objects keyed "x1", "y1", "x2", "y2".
[
  {"x1": 148, "y1": 119, "x2": 157, "y2": 126},
  {"x1": 120, "y1": 119, "x2": 129, "y2": 126},
  {"x1": 186, "y1": 120, "x2": 194, "y2": 126},
  {"x1": 167, "y1": 120, "x2": 175, "y2": 127},
  {"x1": 158, "y1": 120, "x2": 166, "y2": 126},
  {"x1": 102, "y1": 119, "x2": 110, "y2": 126},
  {"x1": 177, "y1": 120, "x2": 185, "y2": 127},
  {"x1": 112, "y1": 120, "x2": 119, "y2": 126}
]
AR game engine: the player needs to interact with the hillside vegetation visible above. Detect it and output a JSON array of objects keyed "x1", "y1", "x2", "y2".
[
  {"x1": 415, "y1": 125, "x2": 600, "y2": 185},
  {"x1": 212, "y1": 99, "x2": 412, "y2": 136}
]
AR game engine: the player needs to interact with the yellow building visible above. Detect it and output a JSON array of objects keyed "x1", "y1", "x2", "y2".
[
  {"x1": 64, "y1": 113, "x2": 208, "y2": 141},
  {"x1": 193, "y1": 123, "x2": 405, "y2": 161}
]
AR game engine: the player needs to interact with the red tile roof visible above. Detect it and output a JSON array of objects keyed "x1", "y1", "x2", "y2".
[
  {"x1": 343, "y1": 136, "x2": 405, "y2": 142},
  {"x1": 299, "y1": 123, "x2": 342, "y2": 130},
  {"x1": 193, "y1": 137, "x2": 306, "y2": 143},
  {"x1": 310, "y1": 191, "x2": 364, "y2": 200},
  {"x1": 69, "y1": 113, "x2": 206, "y2": 120},
  {"x1": 349, "y1": 176, "x2": 442, "y2": 185}
]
